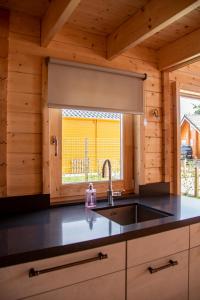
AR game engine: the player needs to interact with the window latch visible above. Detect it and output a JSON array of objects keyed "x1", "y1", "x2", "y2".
[{"x1": 51, "y1": 135, "x2": 58, "y2": 157}]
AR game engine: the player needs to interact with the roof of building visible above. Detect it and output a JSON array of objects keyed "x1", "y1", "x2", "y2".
[
  {"x1": 182, "y1": 114, "x2": 200, "y2": 133},
  {"x1": 62, "y1": 109, "x2": 121, "y2": 120}
]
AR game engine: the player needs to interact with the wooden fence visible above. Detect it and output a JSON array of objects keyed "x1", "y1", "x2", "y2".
[{"x1": 181, "y1": 159, "x2": 200, "y2": 197}]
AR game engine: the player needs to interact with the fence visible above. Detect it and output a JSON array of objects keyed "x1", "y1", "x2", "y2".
[
  {"x1": 181, "y1": 159, "x2": 200, "y2": 197},
  {"x1": 62, "y1": 137, "x2": 121, "y2": 183}
]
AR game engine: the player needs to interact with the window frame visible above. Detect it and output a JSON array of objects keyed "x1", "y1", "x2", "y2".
[
  {"x1": 49, "y1": 108, "x2": 134, "y2": 202},
  {"x1": 173, "y1": 85, "x2": 200, "y2": 195},
  {"x1": 42, "y1": 60, "x2": 136, "y2": 203}
]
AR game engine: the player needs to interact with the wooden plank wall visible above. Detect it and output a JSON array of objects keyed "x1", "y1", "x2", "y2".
[
  {"x1": 170, "y1": 64, "x2": 200, "y2": 93},
  {"x1": 7, "y1": 11, "x2": 42, "y2": 195},
  {"x1": 0, "y1": 9, "x2": 9, "y2": 196},
  {"x1": 169, "y1": 62, "x2": 200, "y2": 193},
  {"x1": 5, "y1": 10, "x2": 163, "y2": 196}
]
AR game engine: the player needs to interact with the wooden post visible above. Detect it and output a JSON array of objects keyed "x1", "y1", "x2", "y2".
[
  {"x1": 42, "y1": 59, "x2": 50, "y2": 194},
  {"x1": 195, "y1": 166, "x2": 199, "y2": 198},
  {"x1": 133, "y1": 115, "x2": 145, "y2": 193},
  {"x1": 0, "y1": 9, "x2": 9, "y2": 197},
  {"x1": 162, "y1": 71, "x2": 171, "y2": 183},
  {"x1": 84, "y1": 138, "x2": 89, "y2": 181},
  {"x1": 123, "y1": 114, "x2": 134, "y2": 192},
  {"x1": 172, "y1": 81, "x2": 181, "y2": 195}
]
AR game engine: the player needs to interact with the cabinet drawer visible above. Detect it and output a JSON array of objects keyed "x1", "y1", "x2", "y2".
[
  {"x1": 127, "y1": 226, "x2": 189, "y2": 268},
  {"x1": 190, "y1": 223, "x2": 200, "y2": 248},
  {"x1": 24, "y1": 270, "x2": 125, "y2": 300},
  {"x1": 0, "y1": 242, "x2": 125, "y2": 300},
  {"x1": 127, "y1": 250, "x2": 188, "y2": 300},
  {"x1": 189, "y1": 245, "x2": 200, "y2": 300}
]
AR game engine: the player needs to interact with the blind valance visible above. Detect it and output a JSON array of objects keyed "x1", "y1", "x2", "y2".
[{"x1": 48, "y1": 58, "x2": 146, "y2": 114}]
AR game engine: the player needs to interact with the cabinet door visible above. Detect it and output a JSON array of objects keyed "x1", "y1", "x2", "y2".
[
  {"x1": 127, "y1": 226, "x2": 189, "y2": 268},
  {"x1": 127, "y1": 250, "x2": 188, "y2": 300},
  {"x1": 25, "y1": 270, "x2": 125, "y2": 300},
  {"x1": 189, "y1": 245, "x2": 200, "y2": 300},
  {"x1": 0, "y1": 242, "x2": 125, "y2": 300},
  {"x1": 190, "y1": 223, "x2": 200, "y2": 248}
]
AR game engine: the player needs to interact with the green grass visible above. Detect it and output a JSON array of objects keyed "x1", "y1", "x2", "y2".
[{"x1": 62, "y1": 173, "x2": 120, "y2": 184}]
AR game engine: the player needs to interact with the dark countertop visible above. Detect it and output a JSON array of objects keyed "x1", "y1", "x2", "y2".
[{"x1": 1, "y1": 194, "x2": 200, "y2": 268}]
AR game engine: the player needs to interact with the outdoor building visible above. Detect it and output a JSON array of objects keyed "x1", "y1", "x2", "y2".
[
  {"x1": 181, "y1": 114, "x2": 200, "y2": 159},
  {"x1": 62, "y1": 109, "x2": 121, "y2": 183}
]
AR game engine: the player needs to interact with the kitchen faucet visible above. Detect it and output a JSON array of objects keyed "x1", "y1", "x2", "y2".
[{"x1": 102, "y1": 159, "x2": 114, "y2": 206}]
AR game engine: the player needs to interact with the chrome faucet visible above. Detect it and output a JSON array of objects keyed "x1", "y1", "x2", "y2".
[{"x1": 102, "y1": 159, "x2": 114, "y2": 206}]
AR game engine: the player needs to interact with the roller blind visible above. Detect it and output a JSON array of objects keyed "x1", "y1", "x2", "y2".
[{"x1": 48, "y1": 59, "x2": 146, "y2": 114}]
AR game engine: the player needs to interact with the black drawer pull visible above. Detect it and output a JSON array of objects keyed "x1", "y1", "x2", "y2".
[
  {"x1": 148, "y1": 260, "x2": 178, "y2": 274},
  {"x1": 29, "y1": 252, "x2": 108, "y2": 277}
]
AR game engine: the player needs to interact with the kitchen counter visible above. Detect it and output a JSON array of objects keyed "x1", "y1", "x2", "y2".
[{"x1": 1, "y1": 194, "x2": 200, "y2": 268}]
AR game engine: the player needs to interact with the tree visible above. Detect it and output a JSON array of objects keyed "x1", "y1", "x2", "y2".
[{"x1": 193, "y1": 104, "x2": 200, "y2": 114}]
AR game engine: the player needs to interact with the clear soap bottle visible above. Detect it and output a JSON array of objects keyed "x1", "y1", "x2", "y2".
[{"x1": 85, "y1": 183, "x2": 96, "y2": 208}]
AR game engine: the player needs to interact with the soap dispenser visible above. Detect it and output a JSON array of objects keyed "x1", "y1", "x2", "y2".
[{"x1": 85, "y1": 183, "x2": 96, "y2": 208}]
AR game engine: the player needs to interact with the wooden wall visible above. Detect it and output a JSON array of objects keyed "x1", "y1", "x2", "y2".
[
  {"x1": 0, "y1": 9, "x2": 9, "y2": 196},
  {"x1": 3, "y1": 9, "x2": 163, "y2": 196},
  {"x1": 7, "y1": 11, "x2": 42, "y2": 195},
  {"x1": 170, "y1": 63, "x2": 200, "y2": 94}
]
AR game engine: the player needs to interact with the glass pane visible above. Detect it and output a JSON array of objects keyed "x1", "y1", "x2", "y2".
[{"x1": 62, "y1": 109, "x2": 122, "y2": 184}]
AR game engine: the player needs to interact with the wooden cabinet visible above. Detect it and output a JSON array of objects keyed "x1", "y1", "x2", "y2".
[
  {"x1": 0, "y1": 225, "x2": 196, "y2": 300},
  {"x1": 0, "y1": 242, "x2": 125, "y2": 300},
  {"x1": 189, "y1": 245, "x2": 200, "y2": 300},
  {"x1": 127, "y1": 250, "x2": 188, "y2": 300},
  {"x1": 127, "y1": 226, "x2": 189, "y2": 268},
  {"x1": 127, "y1": 227, "x2": 189, "y2": 300},
  {"x1": 24, "y1": 271, "x2": 125, "y2": 300},
  {"x1": 190, "y1": 223, "x2": 200, "y2": 248},
  {"x1": 189, "y1": 224, "x2": 200, "y2": 300}
]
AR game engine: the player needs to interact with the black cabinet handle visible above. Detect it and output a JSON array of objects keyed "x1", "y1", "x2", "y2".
[
  {"x1": 29, "y1": 252, "x2": 108, "y2": 277},
  {"x1": 148, "y1": 259, "x2": 178, "y2": 274}
]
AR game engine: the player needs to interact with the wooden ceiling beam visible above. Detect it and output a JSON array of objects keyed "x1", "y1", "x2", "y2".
[
  {"x1": 158, "y1": 28, "x2": 200, "y2": 71},
  {"x1": 107, "y1": 0, "x2": 200, "y2": 60},
  {"x1": 41, "y1": 0, "x2": 81, "y2": 47}
]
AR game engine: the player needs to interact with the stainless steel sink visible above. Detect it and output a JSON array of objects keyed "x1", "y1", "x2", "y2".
[{"x1": 94, "y1": 203, "x2": 172, "y2": 226}]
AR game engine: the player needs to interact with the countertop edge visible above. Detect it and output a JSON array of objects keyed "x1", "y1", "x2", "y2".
[{"x1": 1, "y1": 214, "x2": 200, "y2": 269}]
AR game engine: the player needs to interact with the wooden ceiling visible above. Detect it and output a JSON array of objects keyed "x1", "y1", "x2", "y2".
[
  {"x1": 0, "y1": 0, "x2": 50, "y2": 17},
  {"x1": 67, "y1": 0, "x2": 149, "y2": 36},
  {"x1": 141, "y1": 7, "x2": 200, "y2": 50},
  {"x1": 0, "y1": 0, "x2": 199, "y2": 70}
]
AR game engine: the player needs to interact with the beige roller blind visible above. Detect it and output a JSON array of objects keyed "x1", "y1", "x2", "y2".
[{"x1": 48, "y1": 59, "x2": 146, "y2": 114}]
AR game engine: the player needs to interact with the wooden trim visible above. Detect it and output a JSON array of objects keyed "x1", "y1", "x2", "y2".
[
  {"x1": 158, "y1": 28, "x2": 200, "y2": 71},
  {"x1": 180, "y1": 90, "x2": 200, "y2": 100},
  {"x1": 49, "y1": 109, "x2": 62, "y2": 198},
  {"x1": 164, "y1": 56, "x2": 200, "y2": 73},
  {"x1": 41, "y1": 0, "x2": 81, "y2": 47},
  {"x1": 133, "y1": 115, "x2": 145, "y2": 193},
  {"x1": 42, "y1": 59, "x2": 50, "y2": 194},
  {"x1": 174, "y1": 82, "x2": 200, "y2": 194},
  {"x1": 180, "y1": 82, "x2": 200, "y2": 95},
  {"x1": 0, "y1": 84, "x2": 7, "y2": 196},
  {"x1": 107, "y1": 0, "x2": 200, "y2": 60},
  {"x1": 0, "y1": 8, "x2": 9, "y2": 197},
  {"x1": 172, "y1": 81, "x2": 181, "y2": 195},
  {"x1": 162, "y1": 71, "x2": 171, "y2": 182},
  {"x1": 123, "y1": 114, "x2": 134, "y2": 192},
  {"x1": 51, "y1": 190, "x2": 133, "y2": 204},
  {"x1": 59, "y1": 180, "x2": 125, "y2": 201}
]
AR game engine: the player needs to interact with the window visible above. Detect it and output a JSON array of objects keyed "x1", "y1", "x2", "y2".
[
  {"x1": 49, "y1": 108, "x2": 134, "y2": 200},
  {"x1": 62, "y1": 109, "x2": 122, "y2": 184}
]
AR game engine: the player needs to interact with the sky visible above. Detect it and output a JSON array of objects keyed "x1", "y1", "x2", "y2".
[{"x1": 180, "y1": 96, "x2": 200, "y2": 119}]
